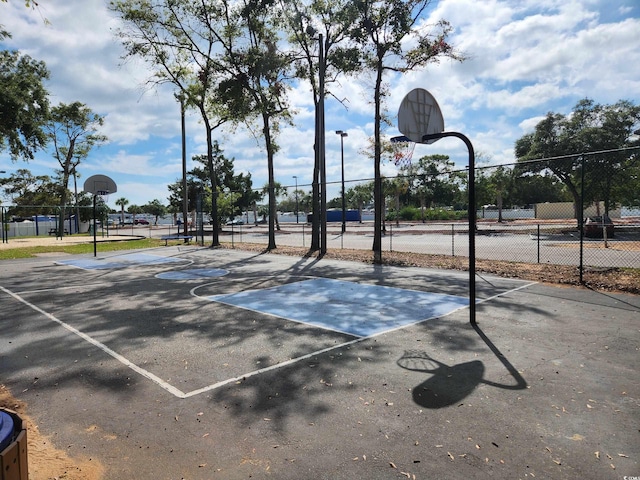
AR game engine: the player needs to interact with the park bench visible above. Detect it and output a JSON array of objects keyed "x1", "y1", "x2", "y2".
[
  {"x1": 160, "y1": 234, "x2": 194, "y2": 246},
  {"x1": 49, "y1": 228, "x2": 69, "y2": 236}
]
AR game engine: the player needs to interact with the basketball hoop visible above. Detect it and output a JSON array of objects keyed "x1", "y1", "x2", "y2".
[
  {"x1": 390, "y1": 135, "x2": 416, "y2": 168},
  {"x1": 83, "y1": 174, "x2": 117, "y2": 257},
  {"x1": 96, "y1": 190, "x2": 110, "y2": 205}
]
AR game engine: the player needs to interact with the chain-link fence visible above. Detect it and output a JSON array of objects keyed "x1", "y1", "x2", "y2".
[
  {"x1": 3, "y1": 150, "x2": 639, "y2": 285},
  {"x1": 1, "y1": 202, "x2": 115, "y2": 241},
  {"x1": 221, "y1": 149, "x2": 640, "y2": 283}
]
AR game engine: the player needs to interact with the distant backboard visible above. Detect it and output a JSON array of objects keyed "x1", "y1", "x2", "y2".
[
  {"x1": 83, "y1": 174, "x2": 117, "y2": 196},
  {"x1": 397, "y1": 88, "x2": 445, "y2": 144}
]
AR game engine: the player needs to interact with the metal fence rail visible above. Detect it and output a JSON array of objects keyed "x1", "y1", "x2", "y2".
[{"x1": 219, "y1": 219, "x2": 640, "y2": 269}]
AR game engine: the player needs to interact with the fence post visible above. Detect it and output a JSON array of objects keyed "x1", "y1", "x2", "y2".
[
  {"x1": 451, "y1": 223, "x2": 455, "y2": 256},
  {"x1": 1, "y1": 207, "x2": 6, "y2": 244},
  {"x1": 579, "y1": 154, "x2": 585, "y2": 284},
  {"x1": 537, "y1": 224, "x2": 540, "y2": 263}
]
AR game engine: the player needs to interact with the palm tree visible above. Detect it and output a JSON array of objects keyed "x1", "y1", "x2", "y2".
[{"x1": 115, "y1": 197, "x2": 129, "y2": 225}]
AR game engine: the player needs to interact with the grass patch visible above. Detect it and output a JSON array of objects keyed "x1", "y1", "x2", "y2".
[{"x1": 0, "y1": 238, "x2": 166, "y2": 260}]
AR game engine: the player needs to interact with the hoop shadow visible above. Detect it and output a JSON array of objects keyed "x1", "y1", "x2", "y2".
[{"x1": 398, "y1": 324, "x2": 527, "y2": 409}]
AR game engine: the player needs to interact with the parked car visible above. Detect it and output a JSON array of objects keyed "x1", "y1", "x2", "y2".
[
  {"x1": 583, "y1": 215, "x2": 614, "y2": 238},
  {"x1": 134, "y1": 219, "x2": 150, "y2": 225},
  {"x1": 226, "y1": 219, "x2": 244, "y2": 225}
]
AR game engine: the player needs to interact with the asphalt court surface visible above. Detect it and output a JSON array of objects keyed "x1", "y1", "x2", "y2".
[
  {"x1": 2, "y1": 245, "x2": 639, "y2": 479},
  {"x1": 1, "y1": 247, "x2": 530, "y2": 399}
]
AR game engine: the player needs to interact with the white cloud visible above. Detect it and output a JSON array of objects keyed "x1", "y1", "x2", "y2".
[{"x1": 1, "y1": 0, "x2": 638, "y2": 208}]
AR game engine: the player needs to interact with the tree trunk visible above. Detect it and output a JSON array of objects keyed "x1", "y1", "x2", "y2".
[
  {"x1": 263, "y1": 112, "x2": 277, "y2": 250},
  {"x1": 202, "y1": 112, "x2": 219, "y2": 247},
  {"x1": 372, "y1": 60, "x2": 384, "y2": 263},
  {"x1": 311, "y1": 104, "x2": 320, "y2": 251},
  {"x1": 58, "y1": 156, "x2": 73, "y2": 236}
]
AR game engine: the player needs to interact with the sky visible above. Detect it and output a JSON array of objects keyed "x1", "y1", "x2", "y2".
[{"x1": 1, "y1": 0, "x2": 639, "y2": 211}]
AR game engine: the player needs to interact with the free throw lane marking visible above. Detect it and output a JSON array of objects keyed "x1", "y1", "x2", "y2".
[
  {"x1": 2, "y1": 275, "x2": 537, "y2": 399},
  {"x1": 209, "y1": 278, "x2": 470, "y2": 337}
]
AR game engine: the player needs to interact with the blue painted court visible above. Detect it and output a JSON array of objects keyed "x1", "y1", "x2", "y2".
[
  {"x1": 54, "y1": 253, "x2": 470, "y2": 338},
  {"x1": 56, "y1": 253, "x2": 184, "y2": 270},
  {"x1": 209, "y1": 277, "x2": 469, "y2": 337}
]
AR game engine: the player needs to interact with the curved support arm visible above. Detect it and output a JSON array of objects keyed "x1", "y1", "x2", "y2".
[{"x1": 423, "y1": 132, "x2": 476, "y2": 325}]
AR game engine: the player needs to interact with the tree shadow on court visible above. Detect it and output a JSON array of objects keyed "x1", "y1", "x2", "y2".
[
  {"x1": 1, "y1": 324, "x2": 142, "y2": 401},
  {"x1": 398, "y1": 320, "x2": 527, "y2": 409},
  {"x1": 1, "y1": 250, "x2": 537, "y2": 432},
  {"x1": 209, "y1": 341, "x2": 387, "y2": 433}
]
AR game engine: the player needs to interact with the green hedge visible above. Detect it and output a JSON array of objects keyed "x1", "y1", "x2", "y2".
[{"x1": 387, "y1": 206, "x2": 467, "y2": 221}]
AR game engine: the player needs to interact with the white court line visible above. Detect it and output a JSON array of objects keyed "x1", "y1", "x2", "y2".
[
  {"x1": 477, "y1": 281, "x2": 539, "y2": 305},
  {"x1": 0, "y1": 285, "x2": 188, "y2": 399},
  {"x1": 1, "y1": 279, "x2": 539, "y2": 400},
  {"x1": 180, "y1": 280, "x2": 539, "y2": 398},
  {"x1": 181, "y1": 337, "x2": 365, "y2": 398}
]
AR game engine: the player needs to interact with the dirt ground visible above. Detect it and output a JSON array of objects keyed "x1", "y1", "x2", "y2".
[
  {"x1": 1, "y1": 385, "x2": 105, "y2": 480},
  {"x1": 223, "y1": 243, "x2": 640, "y2": 295}
]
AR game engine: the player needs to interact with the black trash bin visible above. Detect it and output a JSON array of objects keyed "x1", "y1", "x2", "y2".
[{"x1": 0, "y1": 409, "x2": 28, "y2": 480}]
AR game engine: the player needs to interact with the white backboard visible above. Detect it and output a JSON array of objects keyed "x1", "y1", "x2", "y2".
[
  {"x1": 83, "y1": 174, "x2": 117, "y2": 195},
  {"x1": 397, "y1": 88, "x2": 445, "y2": 144}
]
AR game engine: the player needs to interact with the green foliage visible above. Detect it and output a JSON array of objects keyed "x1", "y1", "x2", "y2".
[
  {"x1": 217, "y1": 189, "x2": 241, "y2": 224},
  {"x1": 345, "y1": 182, "x2": 373, "y2": 210},
  {"x1": 45, "y1": 102, "x2": 106, "y2": 232},
  {"x1": 347, "y1": 0, "x2": 464, "y2": 259},
  {"x1": 115, "y1": 197, "x2": 129, "y2": 223},
  {"x1": 143, "y1": 199, "x2": 167, "y2": 223},
  {"x1": 0, "y1": 49, "x2": 50, "y2": 160},
  {"x1": 401, "y1": 154, "x2": 464, "y2": 209},
  {"x1": 389, "y1": 206, "x2": 465, "y2": 222},
  {"x1": 515, "y1": 98, "x2": 640, "y2": 214},
  {"x1": 167, "y1": 141, "x2": 256, "y2": 224}
]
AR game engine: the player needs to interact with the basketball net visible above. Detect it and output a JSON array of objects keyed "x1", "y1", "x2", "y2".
[
  {"x1": 96, "y1": 191, "x2": 110, "y2": 206},
  {"x1": 390, "y1": 137, "x2": 416, "y2": 168}
]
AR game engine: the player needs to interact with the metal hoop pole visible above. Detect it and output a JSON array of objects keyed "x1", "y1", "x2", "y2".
[{"x1": 423, "y1": 132, "x2": 476, "y2": 325}]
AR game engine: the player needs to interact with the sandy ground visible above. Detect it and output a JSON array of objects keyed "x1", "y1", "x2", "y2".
[{"x1": 1, "y1": 385, "x2": 105, "y2": 480}]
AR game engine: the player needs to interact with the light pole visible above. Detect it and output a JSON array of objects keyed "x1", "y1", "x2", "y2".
[
  {"x1": 0, "y1": 170, "x2": 5, "y2": 243},
  {"x1": 175, "y1": 92, "x2": 188, "y2": 240},
  {"x1": 293, "y1": 175, "x2": 299, "y2": 223},
  {"x1": 335, "y1": 130, "x2": 348, "y2": 233}
]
